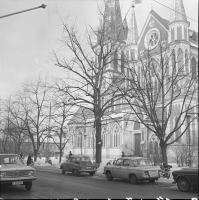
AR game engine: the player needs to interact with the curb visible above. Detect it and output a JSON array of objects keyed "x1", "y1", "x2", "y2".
[{"x1": 33, "y1": 165, "x2": 175, "y2": 185}]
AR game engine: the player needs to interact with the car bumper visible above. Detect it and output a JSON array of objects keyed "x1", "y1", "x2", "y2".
[
  {"x1": 79, "y1": 169, "x2": 96, "y2": 173},
  {"x1": 0, "y1": 177, "x2": 36, "y2": 184}
]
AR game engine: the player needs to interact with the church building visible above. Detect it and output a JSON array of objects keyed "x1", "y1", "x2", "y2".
[{"x1": 66, "y1": 0, "x2": 198, "y2": 162}]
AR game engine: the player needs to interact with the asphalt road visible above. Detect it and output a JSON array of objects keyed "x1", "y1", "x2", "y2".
[{"x1": 0, "y1": 171, "x2": 198, "y2": 199}]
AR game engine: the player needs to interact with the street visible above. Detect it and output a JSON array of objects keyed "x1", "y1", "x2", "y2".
[{"x1": 0, "y1": 170, "x2": 198, "y2": 199}]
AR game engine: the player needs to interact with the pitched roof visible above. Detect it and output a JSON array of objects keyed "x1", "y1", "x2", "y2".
[{"x1": 67, "y1": 107, "x2": 94, "y2": 126}]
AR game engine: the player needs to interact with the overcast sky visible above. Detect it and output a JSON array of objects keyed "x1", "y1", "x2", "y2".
[{"x1": 0, "y1": 0, "x2": 198, "y2": 98}]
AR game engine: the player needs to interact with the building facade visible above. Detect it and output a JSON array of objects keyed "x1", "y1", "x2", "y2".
[{"x1": 67, "y1": 0, "x2": 198, "y2": 162}]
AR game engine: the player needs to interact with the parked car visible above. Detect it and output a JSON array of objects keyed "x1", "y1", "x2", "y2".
[
  {"x1": 103, "y1": 157, "x2": 161, "y2": 184},
  {"x1": 60, "y1": 155, "x2": 97, "y2": 176},
  {"x1": 172, "y1": 167, "x2": 198, "y2": 192},
  {"x1": 0, "y1": 154, "x2": 36, "y2": 190}
]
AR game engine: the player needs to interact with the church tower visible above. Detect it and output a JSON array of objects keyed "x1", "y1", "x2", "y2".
[
  {"x1": 126, "y1": 2, "x2": 139, "y2": 61},
  {"x1": 168, "y1": 0, "x2": 190, "y2": 76}
]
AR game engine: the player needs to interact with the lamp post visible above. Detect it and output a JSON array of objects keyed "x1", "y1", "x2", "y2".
[{"x1": 0, "y1": 4, "x2": 47, "y2": 19}]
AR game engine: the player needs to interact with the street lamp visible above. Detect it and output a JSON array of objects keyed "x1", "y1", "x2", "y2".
[{"x1": 0, "y1": 4, "x2": 47, "y2": 19}]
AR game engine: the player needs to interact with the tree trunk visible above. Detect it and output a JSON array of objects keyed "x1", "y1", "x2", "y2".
[
  {"x1": 95, "y1": 117, "x2": 102, "y2": 165},
  {"x1": 159, "y1": 139, "x2": 168, "y2": 164},
  {"x1": 59, "y1": 149, "x2": 62, "y2": 163},
  {"x1": 33, "y1": 149, "x2": 38, "y2": 162}
]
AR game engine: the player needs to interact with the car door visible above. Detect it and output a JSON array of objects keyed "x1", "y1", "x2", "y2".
[
  {"x1": 111, "y1": 158, "x2": 123, "y2": 178},
  {"x1": 120, "y1": 159, "x2": 130, "y2": 179}
]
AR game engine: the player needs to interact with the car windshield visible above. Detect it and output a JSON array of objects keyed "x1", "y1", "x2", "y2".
[
  {"x1": 133, "y1": 159, "x2": 152, "y2": 166},
  {"x1": 0, "y1": 155, "x2": 24, "y2": 165},
  {"x1": 75, "y1": 157, "x2": 91, "y2": 162}
]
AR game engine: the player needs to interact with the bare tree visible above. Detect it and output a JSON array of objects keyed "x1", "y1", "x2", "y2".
[
  {"x1": 119, "y1": 39, "x2": 198, "y2": 164},
  {"x1": 13, "y1": 76, "x2": 51, "y2": 161},
  {"x1": 53, "y1": 1, "x2": 126, "y2": 165},
  {"x1": 49, "y1": 88, "x2": 75, "y2": 163}
]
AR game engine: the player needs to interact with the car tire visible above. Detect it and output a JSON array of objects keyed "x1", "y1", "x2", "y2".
[
  {"x1": 74, "y1": 169, "x2": 80, "y2": 176},
  {"x1": 149, "y1": 179, "x2": 156, "y2": 183},
  {"x1": 89, "y1": 172, "x2": 94, "y2": 176},
  {"x1": 62, "y1": 170, "x2": 65, "y2": 174},
  {"x1": 130, "y1": 174, "x2": 138, "y2": 184},
  {"x1": 177, "y1": 177, "x2": 191, "y2": 192},
  {"x1": 24, "y1": 182, "x2": 32, "y2": 191},
  {"x1": 106, "y1": 171, "x2": 113, "y2": 181}
]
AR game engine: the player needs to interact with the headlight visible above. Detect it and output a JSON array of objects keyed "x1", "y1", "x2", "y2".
[
  {"x1": 0, "y1": 172, "x2": 6, "y2": 177},
  {"x1": 28, "y1": 171, "x2": 35, "y2": 176}
]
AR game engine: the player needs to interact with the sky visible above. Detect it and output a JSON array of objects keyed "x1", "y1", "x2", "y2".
[{"x1": 0, "y1": 0, "x2": 198, "y2": 98}]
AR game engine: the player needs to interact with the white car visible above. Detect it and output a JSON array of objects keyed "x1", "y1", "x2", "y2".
[{"x1": 104, "y1": 157, "x2": 161, "y2": 184}]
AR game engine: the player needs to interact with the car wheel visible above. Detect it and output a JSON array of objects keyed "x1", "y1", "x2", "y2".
[
  {"x1": 89, "y1": 172, "x2": 94, "y2": 176},
  {"x1": 149, "y1": 179, "x2": 156, "y2": 183},
  {"x1": 62, "y1": 169, "x2": 65, "y2": 174},
  {"x1": 74, "y1": 169, "x2": 80, "y2": 176},
  {"x1": 106, "y1": 171, "x2": 113, "y2": 181},
  {"x1": 177, "y1": 177, "x2": 191, "y2": 192},
  {"x1": 130, "y1": 174, "x2": 138, "y2": 184},
  {"x1": 24, "y1": 182, "x2": 32, "y2": 191}
]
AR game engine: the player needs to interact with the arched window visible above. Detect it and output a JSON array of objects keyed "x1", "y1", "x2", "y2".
[
  {"x1": 177, "y1": 48, "x2": 183, "y2": 72},
  {"x1": 154, "y1": 79, "x2": 158, "y2": 100},
  {"x1": 171, "y1": 28, "x2": 175, "y2": 41},
  {"x1": 191, "y1": 57, "x2": 196, "y2": 78},
  {"x1": 172, "y1": 50, "x2": 176, "y2": 75},
  {"x1": 113, "y1": 125, "x2": 120, "y2": 147},
  {"x1": 177, "y1": 26, "x2": 182, "y2": 40},
  {"x1": 185, "y1": 49, "x2": 189, "y2": 73},
  {"x1": 121, "y1": 51, "x2": 125, "y2": 73},
  {"x1": 102, "y1": 127, "x2": 107, "y2": 148},
  {"x1": 175, "y1": 117, "x2": 181, "y2": 143},
  {"x1": 114, "y1": 51, "x2": 118, "y2": 71},
  {"x1": 184, "y1": 27, "x2": 187, "y2": 40}
]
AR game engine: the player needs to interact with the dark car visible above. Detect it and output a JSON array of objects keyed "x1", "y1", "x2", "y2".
[
  {"x1": 172, "y1": 167, "x2": 198, "y2": 192},
  {"x1": 60, "y1": 155, "x2": 97, "y2": 176},
  {"x1": 0, "y1": 154, "x2": 36, "y2": 190}
]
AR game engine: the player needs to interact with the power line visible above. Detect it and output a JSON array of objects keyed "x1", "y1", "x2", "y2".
[{"x1": 153, "y1": 0, "x2": 198, "y2": 23}]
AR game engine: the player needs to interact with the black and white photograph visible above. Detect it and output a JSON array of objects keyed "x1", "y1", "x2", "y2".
[{"x1": 0, "y1": 0, "x2": 198, "y2": 199}]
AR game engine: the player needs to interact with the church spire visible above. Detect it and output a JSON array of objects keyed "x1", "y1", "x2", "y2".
[
  {"x1": 170, "y1": 0, "x2": 189, "y2": 23},
  {"x1": 127, "y1": 2, "x2": 139, "y2": 44}
]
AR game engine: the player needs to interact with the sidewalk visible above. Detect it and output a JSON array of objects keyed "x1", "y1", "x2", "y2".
[{"x1": 32, "y1": 157, "x2": 181, "y2": 188}]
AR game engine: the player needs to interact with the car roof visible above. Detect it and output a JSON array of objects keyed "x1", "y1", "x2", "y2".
[
  {"x1": 0, "y1": 154, "x2": 19, "y2": 156},
  {"x1": 121, "y1": 157, "x2": 148, "y2": 160},
  {"x1": 70, "y1": 154, "x2": 90, "y2": 158}
]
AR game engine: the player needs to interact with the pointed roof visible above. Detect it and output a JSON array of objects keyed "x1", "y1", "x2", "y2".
[
  {"x1": 103, "y1": 0, "x2": 126, "y2": 42},
  {"x1": 127, "y1": 4, "x2": 139, "y2": 44},
  {"x1": 170, "y1": 0, "x2": 189, "y2": 23},
  {"x1": 123, "y1": 16, "x2": 128, "y2": 40}
]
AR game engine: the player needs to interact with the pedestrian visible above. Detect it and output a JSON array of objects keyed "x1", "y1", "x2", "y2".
[
  {"x1": 122, "y1": 151, "x2": 125, "y2": 157},
  {"x1": 20, "y1": 152, "x2": 23, "y2": 158},
  {"x1": 26, "y1": 154, "x2": 32, "y2": 166},
  {"x1": 69, "y1": 151, "x2": 73, "y2": 158}
]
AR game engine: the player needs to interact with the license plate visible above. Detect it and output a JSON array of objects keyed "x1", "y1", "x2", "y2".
[
  {"x1": 86, "y1": 167, "x2": 91, "y2": 169},
  {"x1": 149, "y1": 171, "x2": 158, "y2": 177},
  {"x1": 12, "y1": 181, "x2": 23, "y2": 185}
]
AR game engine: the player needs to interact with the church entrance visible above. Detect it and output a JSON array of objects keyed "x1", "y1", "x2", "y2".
[{"x1": 134, "y1": 133, "x2": 141, "y2": 156}]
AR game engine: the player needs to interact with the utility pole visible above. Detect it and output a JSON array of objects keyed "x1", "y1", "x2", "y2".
[{"x1": 0, "y1": 4, "x2": 47, "y2": 19}]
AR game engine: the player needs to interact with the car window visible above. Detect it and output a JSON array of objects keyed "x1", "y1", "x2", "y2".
[
  {"x1": 123, "y1": 159, "x2": 130, "y2": 166},
  {"x1": 134, "y1": 159, "x2": 152, "y2": 166},
  {"x1": 0, "y1": 155, "x2": 24, "y2": 165},
  {"x1": 115, "y1": 159, "x2": 122, "y2": 166},
  {"x1": 82, "y1": 157, "x2": 91, "y2": 162}
]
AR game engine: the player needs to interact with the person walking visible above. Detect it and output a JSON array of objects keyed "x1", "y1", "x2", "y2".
[
  {"x1": 26, "y1": 154, "x2": 32, "y2": 166},
  {"x1": 69, "y1": 151, "x2": 73, "y2": 158}
]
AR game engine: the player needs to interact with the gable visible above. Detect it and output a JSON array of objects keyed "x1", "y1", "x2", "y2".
[{"x1": 138, "y1": 12, "x2": 169, "y2": 55}]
